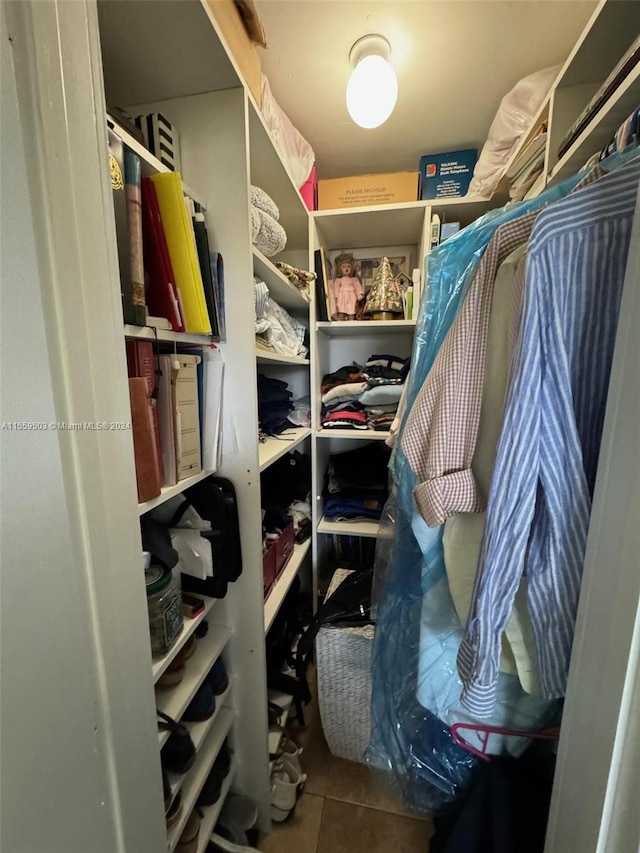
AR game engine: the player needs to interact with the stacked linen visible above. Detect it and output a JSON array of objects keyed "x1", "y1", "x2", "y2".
[
  {"x1": 323, "y1": 443, "x2": 390, "y2": 523},
  {"x1": 320, "y1": 354, "x2": 410, "y2": 432},
  {"x1": 251, "y1": 185, "x2": 287, "y2": 257},
  {"x1": 254, "y1": 278, "x2": 308, "y2": 359}
]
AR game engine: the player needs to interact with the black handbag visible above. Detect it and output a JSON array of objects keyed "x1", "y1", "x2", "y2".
[{"x1": 171, "y1": 476, "x2": 243, "y2": 599}]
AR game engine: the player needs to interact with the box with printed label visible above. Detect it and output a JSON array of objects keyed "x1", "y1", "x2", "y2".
[
  {"x1": 317, "y1": 172, "x2": 419, "y2": 210},
  {"x1": 419, "y1": 149, "x2": 478, "y2": 200}
]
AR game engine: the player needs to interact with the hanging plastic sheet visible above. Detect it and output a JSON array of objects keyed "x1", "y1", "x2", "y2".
[{"x1": 364, "y1": 159, "x2": 627, "y2": 814}]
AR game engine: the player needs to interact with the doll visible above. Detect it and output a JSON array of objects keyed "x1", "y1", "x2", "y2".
[{"x1": 328, "y1": 253, "x2": 365, "y2": 320}]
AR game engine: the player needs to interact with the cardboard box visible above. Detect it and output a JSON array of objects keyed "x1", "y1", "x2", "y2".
[
  {"x1": 317, "y1": 172, "x2": 419, "y2": 210},
  {"x1": 419, "y1": 149, "x2": 477, "y2": 200}
]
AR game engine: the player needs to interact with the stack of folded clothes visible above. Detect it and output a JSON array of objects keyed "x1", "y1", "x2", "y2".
[
  {"x1": 257, "y1": 373, "x2": 294, "y2": 437},
  {"x1": 254, "y1": 278, "x2": 308, "y2": 359},
  {"x1": 320, "y1": 353, "x2": 410, "y2": 432},
  {"x1": 322, "y1": 443, "x2": 390, "y2": 524}
]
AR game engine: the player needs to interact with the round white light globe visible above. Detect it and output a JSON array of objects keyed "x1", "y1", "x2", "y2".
[{"x1": 346, "y1": 54, "x2": 398, "y2": 129}]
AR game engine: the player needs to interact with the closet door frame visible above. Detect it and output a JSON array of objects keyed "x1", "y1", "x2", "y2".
[{"x1": 545, "y1": 184, "x2": 640, "y2": 853}]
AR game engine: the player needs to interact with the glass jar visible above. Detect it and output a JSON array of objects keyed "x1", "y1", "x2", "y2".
[{"x1": 145, "y1": 564, "x2": 184, "y2": 657}]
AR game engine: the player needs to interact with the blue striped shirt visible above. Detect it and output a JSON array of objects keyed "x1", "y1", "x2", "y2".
[{"x1": 457, "y1": 156, "x2": 640, "y2": 716}]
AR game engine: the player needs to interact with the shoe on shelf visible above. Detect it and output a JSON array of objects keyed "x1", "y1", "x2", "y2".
[
  {"x1": 182, "y1": 634, "x2": 198, "y2": 661},
  {"x1": 157, "y1": 654, "x2": 186, "y2": 688},
  {"x1": 158, "y1": 711, "x2": 196, "y2": 775},
  {"x1": 197, "y1": 741, "x2": 233, "y2": 807},
  {"x1": 206, "y1": 657, "x2": 230, "y2": 695},
  {"x1": 270, "y1": 761, "x2": 299, "y2": 823},
  {"x1": 195, "y1": 619, "x2": 209, "y2": 639},
  {"x1": 182, "y1": 683, "x2": 216, "y2": 723},
  {"x1": 176, "y1": 808, "x2": 201, "y2": 853}
]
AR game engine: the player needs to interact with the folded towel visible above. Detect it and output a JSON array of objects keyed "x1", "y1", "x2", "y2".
[
  {"x1": 251, "y1": 185, "x2": 280, "y2": 221},
  {"x1": 252, "y1": 206, "x2": 287, "y2": 257}
]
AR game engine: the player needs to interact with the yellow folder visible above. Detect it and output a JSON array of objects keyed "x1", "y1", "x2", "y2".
[{"x1": 150, "y1": 172, "x2": 211, "y2": 334}]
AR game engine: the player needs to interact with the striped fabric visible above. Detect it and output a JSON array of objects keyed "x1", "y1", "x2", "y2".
[
  {"x1": 401, "y1": 212, "x2": 537, "y2": 527},
  {"x1": 458, "y1": 155, "x2": 640, "y2": 716}
]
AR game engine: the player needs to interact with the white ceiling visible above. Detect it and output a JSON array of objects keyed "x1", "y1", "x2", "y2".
[{"x1": 255, "y1": 0, "x2": 597, "y2": 180}]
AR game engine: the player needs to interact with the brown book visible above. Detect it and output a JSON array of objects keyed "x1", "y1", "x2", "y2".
[
  {"x1": 126, "y1": 340, "x2": 164, "y2": 484},
  {"x1": 128, "y1": 377, "x2": 162, "y2": 503}
]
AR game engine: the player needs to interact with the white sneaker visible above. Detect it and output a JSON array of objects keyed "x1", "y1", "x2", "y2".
[
  {"x1": 208, "y1": 832, "x2": 259, "y2": 852},
  {"x1": 281, "y1": 738, "x2": 305, "y2": 778},
  {"x1": 270, "y1": 761, "x2": 299, "y2": 822}
]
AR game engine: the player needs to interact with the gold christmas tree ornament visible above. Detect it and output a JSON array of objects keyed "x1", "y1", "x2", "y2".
[{"x1": 364, "y1": 256, "x2": 404, "y2": 320}]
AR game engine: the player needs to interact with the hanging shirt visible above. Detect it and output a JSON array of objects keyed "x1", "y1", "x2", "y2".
[
  {"x1": 402, "y1": 212, "x2": 537, "y2": 527},
  {"x1": 457, "y1": 154, "x2": 640, "y2": 716}
]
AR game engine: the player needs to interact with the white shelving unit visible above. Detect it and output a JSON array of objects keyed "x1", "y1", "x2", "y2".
[
  {"x1": 316, "y1": 320, "x2": 416, "y2": 336},
  {"x1": 152, "y1": 596, "x2": 217, "y2": 683},
  {"x1": 315, "y1": 429, "x2": 389, "y2": 441},
  {"x1": 157, "y1": 625, "x2": 232, "y2": 747},
  {"x1": 255, "y1": 350, "x2": 310, "y2": 365},
  {"x1": 316, "y1": 517, "x2": 381, "y2": 539},
  {"x1": 138, "y1": 469, "x2": 215, "y2": 515},
  {"x1": 166, "y1": 708, "x2": 235, "y2": 852},
  {"x1": 195, "y1": 763, "x2": 237, "y2": 853},
  {"x1": 258, "y1": 428, "x2": 311, "y2": 472}
]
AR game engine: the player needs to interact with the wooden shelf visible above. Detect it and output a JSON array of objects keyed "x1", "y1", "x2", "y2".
[
  {"x1": 550, "y1": 64, "x2": 640, "y2": 184},
  {"x1": 259, "y1": 429, "x2": 311, "y2": 472},
  {"x1": 157, "y1": 625, "x2": 232, "y2": 743},
  {"x1": 264, "y1": 540, "x2": 311, "y2": 633},
  {"x1": 316, "y1": 429, "x2": 390, "y2": 441},
  {"x1": 124, "y1": 324, "x2": 213, "y2": 345},
  {"x1": 167, "y1": 708, "x2": 235, "y2": 852},
  {"x1": 152, "y1": 596, "x2": 217, "y2": 683},
  {"x1": 138, "y1": 470, "x2": 214, "y2": 516},
  {"x1": 317, "y1": 517, "x2": 381, "y2": 539},
  {"x1": 255, "y1": 349, "x2": 310, "y2": 365},
  {"x1": 252, "y1": 247, "x2": 310, "y2": 310},
  {"x1": 316, "y1": 320, "x2": 415, "y2": 336},
  {"x1": 195, "y1": 761, "x2": 237, "y2": 853}
]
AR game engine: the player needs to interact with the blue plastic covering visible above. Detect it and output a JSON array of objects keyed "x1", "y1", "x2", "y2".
[{"x1": 364, "y1": 163, "x2": 622, "y2": 814}]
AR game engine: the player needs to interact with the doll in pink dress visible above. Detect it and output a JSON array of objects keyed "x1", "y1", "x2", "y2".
[{"x1": 328, "y1": 253, "x2": 365, "y2": 320}]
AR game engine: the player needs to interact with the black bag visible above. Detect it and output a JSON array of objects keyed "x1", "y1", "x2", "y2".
[{"x1": 171, "y1": 476, "x2": 243, "y2": 599}]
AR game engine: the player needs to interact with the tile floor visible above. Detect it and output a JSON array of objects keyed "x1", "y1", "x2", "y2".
[{"x1": 258, "y1": 672, "x2": 434, "y2": 853}]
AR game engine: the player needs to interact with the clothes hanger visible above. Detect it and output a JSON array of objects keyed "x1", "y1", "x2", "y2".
[{"x1": 450, "y1": 721, "x2": 560, "y2": 761}]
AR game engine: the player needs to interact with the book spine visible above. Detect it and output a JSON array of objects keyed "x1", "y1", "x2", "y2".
[
  {"x1": 126, "y1": 341, "x2": 164, "y2": 485},
  {"x1": 107, "y1": 126, "x2": 137, "y2": 325},
  {"x1": 193, "y1": 215, "x2": 219, "y2": 338},
  {"x1": 123, "y1": 149, "x2": 146, "y2": 325},
  {"x1": 128, "y1": 377, "x2": 162, "y2": 503}
]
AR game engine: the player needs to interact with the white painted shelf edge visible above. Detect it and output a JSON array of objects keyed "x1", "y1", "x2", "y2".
[
  {"x1": 157, "y1": 625, "x2": 232, "y2": 744},
  {"x1": 138, "y1": 469, "x2": 214, "y2": 516},
  {"x1": 258, "y1": 428, "x2": 311, "y2": 472},
  {"x1": 255, "y1": 349, "x2": 310, "y2": 365},
  {"x1": 167, "y1": 708, "x2": 235, "y2": 852},
  {"x1": 252, "y1": 246, "x2": 310, "y2": 309},
  {"x1": 316, "y1": 320, "x2": 416, "y2": 335},
  {"x1": 264, "y1": 539, "x2": 311, "y2": 634},
  {"x1": 166, "y1": 683, "x2": 233, "y2": 808},
  {"x1": 310, "y1": 195, "x2": 491, "y2": 218},
  {"x1": 108, "y1": 115, "x2": 206, "y2": 207},
  {"x1": 124, "y1": 324, "x2": 214, "y2": 345},
  {"x1": 195, "y1": 761, "x2": 237, "y2": 853},
  {"x1": 315, "y1": 429, "x2": 389, "y2": 441},
  {"x1": 317, "y1": 517, "x2": 381, "y2": 539},
  {"x1": 152, "y1": 596, "x2": 217, "y2": 682}
]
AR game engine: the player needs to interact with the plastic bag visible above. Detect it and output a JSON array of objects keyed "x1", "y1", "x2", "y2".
[
  {"x1": 260, "y1": 74, "x2": 315, "y2": 188},
  {"x1": 366, "y1": 165, "x2": 601, "y2": 816},
  {"x1": 469, "y1": 65, "x2": 559, "y2": 198}
]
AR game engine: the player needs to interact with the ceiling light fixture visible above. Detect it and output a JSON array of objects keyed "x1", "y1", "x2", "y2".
[{"x1": 346, "y1": 34, "x2": 398, "y2": 130}]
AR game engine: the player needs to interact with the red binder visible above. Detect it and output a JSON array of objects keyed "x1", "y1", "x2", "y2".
[
  {"x1": 128, "y1": 378, "x2": 162, "y2": 503},
  {"x1": 126, "y1": 340, "x2": 164, "y2": 485},
  {"x1": 141, "y1": 176, "x2": 185, "y2": 332}
]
